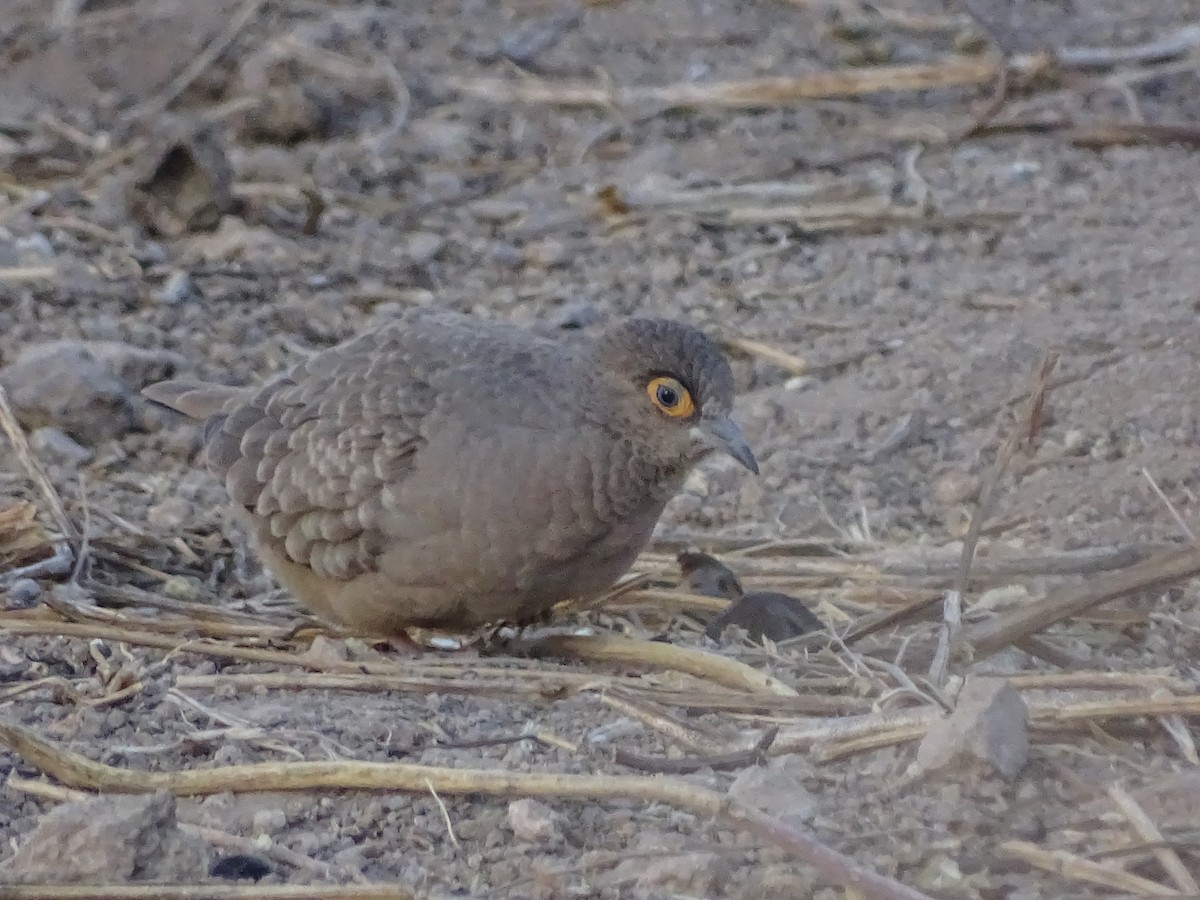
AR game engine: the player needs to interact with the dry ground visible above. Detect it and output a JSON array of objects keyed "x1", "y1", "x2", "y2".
[{"x1": 4, "y1": 0, "x2": 1200, "y2": 897}]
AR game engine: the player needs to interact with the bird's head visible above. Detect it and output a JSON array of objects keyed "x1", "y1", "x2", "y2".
[{"x1": 583, "y1": 318, "x2": 759, "y2": 477}]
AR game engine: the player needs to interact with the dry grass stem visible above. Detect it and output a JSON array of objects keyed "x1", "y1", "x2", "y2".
[
  {"x1": 446, "y1": 19, "x2": 1200, "y2": 115},
  {"x1": 120, "y1": 0, "x2": 267, "y2": 124},
  {"x1": 771, "y1": 709, "x2": 935, "y2": 755},
  {"x1": 1107, "y1": 782, "x2": 1200, "y2": 894},
  {"x1": 636, "y1": 540, "x2": 1158, "y2": 582},
  {"x1": 0, "y1": 385, "x2": 79, "y2": 550},
  {"x1": 1003, "y1": 672, "x2": 1195, "y2": 693},
  {"x1": 963, "y1": 545, "x2": 1200, "y2": 656},
  {"x1": 5, "y1": 773, "x2": 91, "y2": 804},
  {"x1": 1029, "y1": 694, "x2": 1200, "y2": 726},
  {"x1": 425, "y1": 779, "x2": 461, "y2": 851},
  {"x1": 998, "y1": 839, "x2": 1180, "y2": 896},
  {"x1": 1142, "y1": 467, "x2": 1198, "y2": 542},
  {"x1": 810, "y1": 725, "x2": 931, "y2": 763},
  {"x1": 1054, "y1": 22, "x2": 1200, "y2": 68},
  {"x1": 0, "y1": 266, "x2": 57, "y2": 282},
  {"x1": 446, "y1": 57, "x2": 1016, "y2": 110},
  {"x1": 769, "y1": 690, "x2": 1200, "y2": 759},
  {"x1": 0, "y1": 501, "x2": 52, "y2": 574},
  {"x1": 524, "y1": 633, "x2": 799, "y2": 696},
  {"x1": 931, "y1": 350, "x2": 1058, "y2": 684},
  {"x1": 599, "y1": 688, "x2": 735, "y2": 754},
  {"x1": 719, "y1": 334, "x2": 810, "y2": 376}
]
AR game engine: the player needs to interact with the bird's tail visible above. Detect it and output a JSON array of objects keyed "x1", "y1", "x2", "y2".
[{"x1": 142, "y1": 379, "x2": 245, "y2": 421}]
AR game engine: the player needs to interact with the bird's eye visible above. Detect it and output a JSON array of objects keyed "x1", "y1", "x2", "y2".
[{"x1": 646, "y1": 375, "x2": 696, "y2": 419}]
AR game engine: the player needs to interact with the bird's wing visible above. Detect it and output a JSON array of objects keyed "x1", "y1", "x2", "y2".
[
  {"x1": 142, "y1": 379, "x2": 249, "y2": 421},
  {"x1": 201, "y1": 326, "x2": 440, "y2": 582}
]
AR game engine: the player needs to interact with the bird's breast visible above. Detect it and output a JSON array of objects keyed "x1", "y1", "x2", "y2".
[{"x1": 378, "y1": 419, "x2": 670, "y2": 601}]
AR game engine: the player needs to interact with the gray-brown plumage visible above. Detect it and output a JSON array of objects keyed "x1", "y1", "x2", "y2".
[{"x1": 144, "y1": 308, "x2": 757, "y2": 636}]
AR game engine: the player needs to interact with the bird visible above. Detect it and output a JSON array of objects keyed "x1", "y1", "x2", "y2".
[
  {"x1": 677, "y1": 549, "x2": 824, "y2": 644},
  {"x1": 678, "y1": 549, "x2": 744, "y2": 599},
  {"x1": 143, "y1": 308, "x2": 758, "y2": 637}
]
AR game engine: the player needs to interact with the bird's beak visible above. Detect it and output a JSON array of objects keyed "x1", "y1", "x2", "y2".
[{"x1": 692, "y1": 416, "x2": 759, "y2": 475}]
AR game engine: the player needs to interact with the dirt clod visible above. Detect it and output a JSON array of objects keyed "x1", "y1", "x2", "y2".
[
  {"x1": 507, "y1": 798, "x2": 564, "y2": 845},
  {"x1": 0, "y1": 791, "x2": 210, "y2": 885}
]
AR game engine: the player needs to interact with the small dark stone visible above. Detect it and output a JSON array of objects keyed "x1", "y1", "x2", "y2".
[
  {"x1": 209, "y1": 853, "x2": 272, "y2": 881},
  {"x1": 705, "y1": 591, "x2": 824, "y2": 644},
  {"x1": 3, "y1": 578, "x2": 44, "y2": 609}
]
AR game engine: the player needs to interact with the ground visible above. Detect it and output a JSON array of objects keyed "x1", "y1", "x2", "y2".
[{"x1": 3, "y1": 0, "x2": 1200, "y2": 897}]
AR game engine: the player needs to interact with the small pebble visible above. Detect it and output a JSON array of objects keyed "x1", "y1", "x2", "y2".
[
  {"x1": 932, "y1": 468, "x2": 979, "y2": 507},
  {"x1": 402, "y1": 232, "x2": 446, "y2": 265},
  {"x1": 251, "y1": 808, "x2": 288, "y2": 834},
  {"x1": 104, "y1": 709, "x2": 129, "y2": 732},
  {"x1": 162, "y1": 575, "x2": 203, "y2": 601},
  {"x1": 158, "y1": 269, "x2": 197, "y2": 305},
  {"x1": 508, "y1": 798, "x2": 563, "y2": 844},
  {"x1": 30, "y1": 427, "x2": 94, "y2": 466},
  {"x1": 210, "y1": 854, "x2": 271, "y2": 882},
  {"x1": 15, "y1": 233, "x2": 54, "y2": 261},
  {"x1": 4, "y1": 578, "x2": 43, "y2": 608},
  {"x1": 1062, "y1": 428, "x2": 1088, "y2": 455},
  {"x1": 470, "y1": 200, "x2": 524, "y2": 225}
]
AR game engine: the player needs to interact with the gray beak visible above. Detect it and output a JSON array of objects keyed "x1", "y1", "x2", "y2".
[{"x1": 693, "y1": 416, "x2": 759, "y2": 475}]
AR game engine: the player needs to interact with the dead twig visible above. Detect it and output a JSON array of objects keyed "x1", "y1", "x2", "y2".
[
  {"x1": 962, "y1": 545, "x2": 1200, "y2": 658},
  {"x1": 970, "y1": 117, "x2": 1200, "y2": 148},
  {"x1": 1055, "y1": 23, "x2": 1200, "y2": 68},
  {"x1": 614, "y1": 727, "x2": 778, "y2": 774},
  {"x1": 599, "y1": 688, "x2": 734, "y2": 754},
  {"x1": 121, "y1": 0, "x2": 267, "y2": 125},
  {"x1": 1107, "y1": 782, "x2": 1200, "y2": 895},
  {"x1": 448, "y1": 20, "x2": 1200, "y2": 114},
  {"x1": 999, "y1": 839, "x2": 1180, "y2": 897},
  {"x1": 930, "y1": 350, "x2": 1058, "y2": 684},
  {"x1": 1067, "y1": 121, "x2": 1200, "y2": 149},
  {"x1": 0, "y1": 386, "x2": 78, "y2": 584},
  {"x1": 720, "y1": 334, "x2": 810, "y2": 376},
  {"x1": 447, "y1": 56, "x2": 1019, "y2": 110},
  {"x1": 773, "y1": 690, "x2": 1200, "y2": 759},
  {"x1": 1142, "y1": 467, "x2": 1197, "y2": 543}
]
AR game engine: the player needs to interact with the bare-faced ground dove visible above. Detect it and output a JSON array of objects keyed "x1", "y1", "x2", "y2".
[
  {"x1": 678, "y1": 550, "x2": 824, "y2": 643},
  {"x1": 144, "y1": 308, "x2": 758, "y2": 636}
]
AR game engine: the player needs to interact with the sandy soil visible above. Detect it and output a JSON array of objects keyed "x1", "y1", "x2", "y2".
[{"x1": 3, "y1": 1, "x2": 1200, "y2": 897}]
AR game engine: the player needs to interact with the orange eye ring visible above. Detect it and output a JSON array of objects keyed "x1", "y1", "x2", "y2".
[{"x1": 646, "y1": 376, "x2": 695, "y2": 419}]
